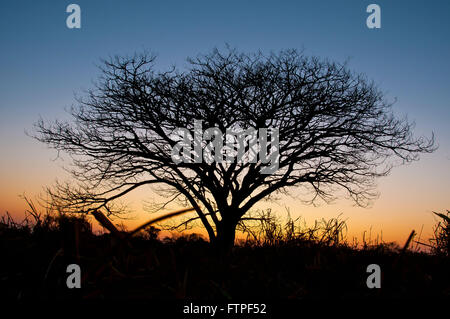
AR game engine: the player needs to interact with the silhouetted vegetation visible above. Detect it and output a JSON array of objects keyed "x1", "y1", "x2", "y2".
[
  {"x1": 1, "y1": 202, "x2": 448, "y2": 300},
  {"x1": 33, "y1": 48, "x2": 436, "y2": 254},
  {"x1": 430, "y1": 211, "x2": 450, "y2": 256}
]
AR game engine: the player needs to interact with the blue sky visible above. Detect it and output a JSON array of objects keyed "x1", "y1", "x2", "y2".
[
  {"x1": 1, "y1": 1, "x2": 449, "y2": 134},
  {"x1": 0, "y1": 0, "x2": 449, "y2": 242}
]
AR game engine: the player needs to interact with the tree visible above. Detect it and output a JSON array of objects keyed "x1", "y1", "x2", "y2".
[{"x1": 34, "y1": 48, "x2": 435, "y2": 253}]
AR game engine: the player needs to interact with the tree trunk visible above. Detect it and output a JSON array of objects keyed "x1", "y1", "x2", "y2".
[{"x1": 213, "y1": 219, "x2": 238, "y2": 257}]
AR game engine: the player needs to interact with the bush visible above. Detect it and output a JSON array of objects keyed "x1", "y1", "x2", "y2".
[{"x1": 430, "y1": 210, "x2": 450, "y2": 256}]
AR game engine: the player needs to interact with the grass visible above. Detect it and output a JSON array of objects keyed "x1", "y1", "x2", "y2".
[{"x1": 0, "y1": 201, "x2": 449, "y2": 300}]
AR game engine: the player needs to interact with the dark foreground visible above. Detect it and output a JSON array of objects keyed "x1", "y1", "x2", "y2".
[{"x1": 1, "y1": 214, "x2": 449, "y2": 301}]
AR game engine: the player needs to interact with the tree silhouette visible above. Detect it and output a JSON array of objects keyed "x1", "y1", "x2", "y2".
[{"x1": 34, "y1": 48, "x2": 435, "y2": 253}]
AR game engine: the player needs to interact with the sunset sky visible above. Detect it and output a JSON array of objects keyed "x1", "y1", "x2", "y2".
[{"x1": 1, "y1": 0, "x2": 449, "y2": 245}]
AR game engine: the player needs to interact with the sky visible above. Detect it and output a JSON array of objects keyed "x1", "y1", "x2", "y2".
[{"x1": 0, "y1": 0, "x2": 449, "y2": 245}]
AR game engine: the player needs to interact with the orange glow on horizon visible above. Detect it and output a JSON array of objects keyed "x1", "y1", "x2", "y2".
[{"x1": 1, "y1": 144, "x2": 448, "y2": 248}]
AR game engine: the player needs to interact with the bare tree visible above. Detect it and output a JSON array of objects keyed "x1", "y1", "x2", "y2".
[{"x1": 33, "y1": 48, "x2": 435, "y2": 253}]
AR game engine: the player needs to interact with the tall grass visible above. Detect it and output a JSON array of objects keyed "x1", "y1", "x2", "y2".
[
  {"x1": 1, "y1": 200, "x2": 449, "y2": 300},
  {"x1": 237, "y1": 209, "x2": 349, "y2": 248},
  {"x1": 430, "y1": 210, "x2": 450, "y2": 256}
]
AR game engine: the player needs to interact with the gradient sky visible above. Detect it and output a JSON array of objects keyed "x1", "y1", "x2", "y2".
[{"x1": 1, "y1": 0, "x2": 449, "y2": 245}]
